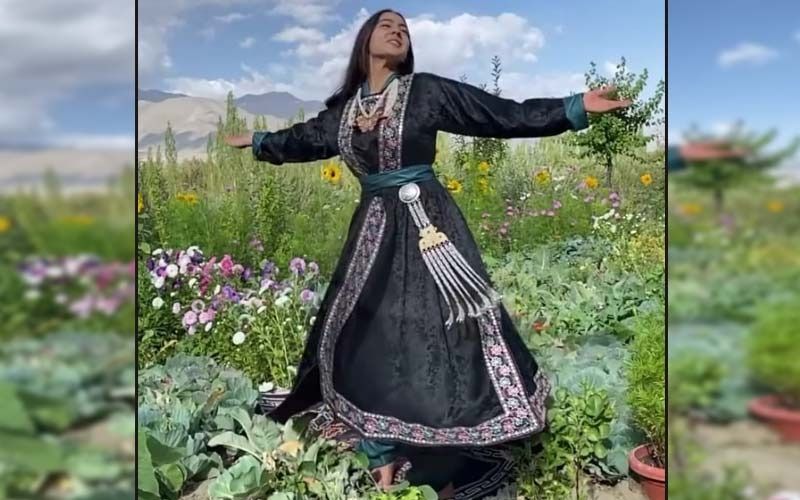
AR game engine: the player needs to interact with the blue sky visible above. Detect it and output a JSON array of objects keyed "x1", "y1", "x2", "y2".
[
  {"x1": 668, "y1": 0, "x2": 799, "y2": 150},
  {"x1": 139, "y1": 0, "x2": 664, "y2": 116},
  {"x1": 0, "y1": 0, "x2": 133, "y2": 150}
]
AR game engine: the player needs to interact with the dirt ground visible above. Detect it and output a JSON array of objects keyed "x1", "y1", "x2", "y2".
[{"x1": 692, "y1": 419, "x2": 800, "y2": 494}]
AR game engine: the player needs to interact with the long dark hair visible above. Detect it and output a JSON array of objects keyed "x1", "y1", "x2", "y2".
[{"x1": 324, "y1": 9, "x2": 414, "y2": 109}]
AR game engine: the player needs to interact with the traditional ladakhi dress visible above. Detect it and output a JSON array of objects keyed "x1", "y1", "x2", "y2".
[{"x1": 253, "y1": 71, "x2": 588, "y2": 498}]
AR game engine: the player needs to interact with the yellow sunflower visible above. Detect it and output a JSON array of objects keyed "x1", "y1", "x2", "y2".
[
  {"x1": 446, "y1": 179, "x2": 463, "y2": 194},
  {"x1": 478, "y1": 177, "x2": 490, "y2": 193},
  {"x1": 677, "y1": 203, "x2": 702, "y2": 216},
  {"x1": 534, "y1": 169, "x2": 551, "y2": 185},
  {"x1": 478, "y1": 161, "x2": 490, "y2": 173},
  {"x1": 177, "y1": 193, "x2": 199, "y2": 205},
  {"x1": 767, "y1": 200, "x2": 785, "y2": 213},
  {"x1": 0, "y1": 215, "x2": 11, "y2": 233},
  {"x1": 640, "y1": 173, "x2": 653, "y2": 186},
  {"x1": 584, "y1": 176, "x2": 599, "y2": 189}
]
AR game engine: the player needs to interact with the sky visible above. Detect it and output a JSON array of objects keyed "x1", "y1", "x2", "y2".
[
  {"x1": 0, "y1": 0, "x2": 134, "y2": 150},
  {"x1": 668, "y1": 0, "x2": 800, "y2": 151},
  {"x1": 138, "y1": 0, "x2": 664, "y2": 117},
  {"x1": 0, "y1": 0, "x2": 663, "y2": 152}
]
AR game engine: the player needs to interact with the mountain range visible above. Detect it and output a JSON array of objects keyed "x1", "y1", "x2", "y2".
[{"x1": 137, "y1": 89, "x2": 325, "y2": 160}]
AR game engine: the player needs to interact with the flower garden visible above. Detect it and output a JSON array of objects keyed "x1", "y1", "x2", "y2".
[
  {"x1": 668, "y1": 169, "x2": 800, "y2": 498},
  {"x1": 136, "y1": 87, "x2": 667, "y2": 499},
  {"x1": 0, "y1": 172, "x2": 136, "y2": 499}
]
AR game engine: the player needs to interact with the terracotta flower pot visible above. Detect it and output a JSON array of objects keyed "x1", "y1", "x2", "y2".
[
  {"x1": 748, "y1": 395, "x2": 800, "y2": 442},
  {"x1": 628, "y1": 444, "x2": 665, "y2": 500}
]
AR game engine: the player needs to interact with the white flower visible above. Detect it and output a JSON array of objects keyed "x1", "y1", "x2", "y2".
[
  {"x1": 275, "y1": 295, "x2": 290, "y2": 308},
  {"x1": 152, "y1": 297, "x2": 165, "y2": 309},
  {"x1": 188, "y1": 278, "x2": 197, "y2": 288},
  {"x1": 232, "y1": 331, "x2": 246, "y2": 345},
  {"x1": 152, "y1": 248, "x2": 164, "y2": 255},
  {"x1": 214, "y1": 284, "x2": 221, "y2": 295},
  {"x1": 172, "y1": 302, "x2": 181, "y2": 314},
  {"x1": 259, "y1": 382, "x2": 275, "y2": 392},
  {"x1": 154, "y1": 276, "x2": 165, "y2": 289},
  {"x1": 205, "y1": 322, "x2": 213, "y2": 332},
  {"x1": 166, "y1": 264, "x2": 179, "y2": 278}
]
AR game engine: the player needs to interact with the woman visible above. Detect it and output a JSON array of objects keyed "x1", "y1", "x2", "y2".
[{"x1": 226, "y1": 9, "x2": 630, "y2": 499}]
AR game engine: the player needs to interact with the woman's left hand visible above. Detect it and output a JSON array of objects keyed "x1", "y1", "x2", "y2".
[{"x1": 583, "y1": 85, "x2": 632, "y2": 113}]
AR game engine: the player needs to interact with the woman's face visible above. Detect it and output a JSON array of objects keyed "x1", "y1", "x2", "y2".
[{"x1": 368, "y1": 11, "x2": 409, "y2": 64}]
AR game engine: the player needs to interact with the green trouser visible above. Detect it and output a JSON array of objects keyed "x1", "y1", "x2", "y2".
[{"x1": 356, "y1": 438, "x2": 398, "y2": 469}]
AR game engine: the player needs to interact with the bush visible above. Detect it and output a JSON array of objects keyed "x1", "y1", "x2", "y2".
[
  {"x1": 747, "y1": 300, "x2": 800, "y2": 406},
  {"x1": 625, "y1": 311, "x2": 665, "y2": 467}
]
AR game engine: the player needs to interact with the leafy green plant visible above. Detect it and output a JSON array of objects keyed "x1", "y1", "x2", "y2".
[
  {"x1": 570, "y1": 57, "x2": 665, "y2": 187},
  {"x1": 625, "y1": 311, "x2": 665, "y2": 467},
  {"x1": 747, "y1": 300, "x2": 800, "y2": 407},
  {"x1": 515, "y1": 382, "x2": 616, "y2": 500}
]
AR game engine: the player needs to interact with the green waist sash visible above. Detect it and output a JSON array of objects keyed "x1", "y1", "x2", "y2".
[{"x1": 359, "y1": 164, "x2": 436, "y2": 196}]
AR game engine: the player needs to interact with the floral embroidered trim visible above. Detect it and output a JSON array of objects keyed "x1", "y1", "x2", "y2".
[
  {"x1": 329, "y1": 307, "x2": 548, "y2": 446},
  {"x1": 337, "y1": 97, "x2": 366, "y2": 175},
  {"x1": 378, "y1": 73, "x2": 414, "y2": 172},
  {"x1": 318, "y1": 196, "x2": 387, "y2": 402}
]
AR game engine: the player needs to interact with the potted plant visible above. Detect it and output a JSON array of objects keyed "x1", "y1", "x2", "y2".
[
  {"x1": 747, "y1": 301, "x2": 800, "y2": 442},
  {"x1": 625, "y1": 312, "x2": 665, "y2": 500}
]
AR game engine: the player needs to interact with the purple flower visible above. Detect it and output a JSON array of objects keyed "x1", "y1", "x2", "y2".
[
  {"x1": 222, "y1": 285, "x2": 240, "y2": 303},
  {"x1": 242, "y1": 267, "x2": 252, "y2": 282},
  {"x1": 300, "y1": 289, "x2": 316, "y2": 304},
  {"x1": 261, "y1": 261, "x2": 276, "y2": 277},
  {"x1": 289, "y1": 257, "x2": 306, "y2": 275},
  {"x1": 609, "y1": 191, "x2": 620, "y2": 201},
  {"x1": 146, "y1": 258, "x2": 155, "y2": 271}
]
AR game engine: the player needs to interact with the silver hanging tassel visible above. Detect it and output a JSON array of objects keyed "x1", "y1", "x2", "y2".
[{"x1": 399, "y1": 182, "x2": 502, "y2": 328}]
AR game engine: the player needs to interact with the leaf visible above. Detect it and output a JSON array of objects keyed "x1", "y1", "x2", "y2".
[
  {"x1": 139, "y1": 242, "x2": 152, "y2": 254},
  {"x1": 594, "y1": 442, "x2": 608, "y2": 459},
  {"x1": 208, "y1": 431, "x2": 260, "y2": 458},
  {"x1": 157, "y1": 462, "x2": 187, "y2": 493},
  {"x1": 147, "y1": 433, "x2": 185, "y2": 466},
  {"x1": 0, "y1": 382, "x2": 35, "y2": 433},
  {"x1": 207, "y1": 455, "x2": 265, "y2": 500},
  {"x1": 137, "y1": 427, "x2": 161, "y2": 500}
]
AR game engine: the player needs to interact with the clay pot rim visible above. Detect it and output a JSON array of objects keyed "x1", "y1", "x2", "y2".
[
  {"x1": 628, "y1": 444, "x2": 665, "y2": 482},
  {"x1": 748, "y1": 394, "x2": 800, "y2": 423}
]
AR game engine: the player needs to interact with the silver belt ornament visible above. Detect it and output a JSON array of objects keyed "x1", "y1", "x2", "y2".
[{"x1": 398, "y1": 182, "x2": 502, "y2": 328}]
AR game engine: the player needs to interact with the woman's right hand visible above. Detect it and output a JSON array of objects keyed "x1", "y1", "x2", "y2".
[{"x1": 224, "y1": 134, "x2": 253, "y2": 149}]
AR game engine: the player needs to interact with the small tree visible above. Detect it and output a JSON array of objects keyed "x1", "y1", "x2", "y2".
[
  {"x1": 673, "y1": 123, "x2": 800, "y2": 213},
  {"x1": 164, "y1": 121, "x2": 177, "y2": 168},
  {"x1": 472, "y1": 55, "x2": 509, "y2": 168},
  {"x1": 571, "y1": 57, "x2": 665, "y2": 187}
]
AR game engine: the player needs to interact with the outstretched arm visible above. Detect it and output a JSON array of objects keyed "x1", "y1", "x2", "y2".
[
  {"x1": 424, "y1": 73, "x2": 629, "y2": 139},
  {"x1": 225, "y1": 105, "x2": 343, "y2": 165}
]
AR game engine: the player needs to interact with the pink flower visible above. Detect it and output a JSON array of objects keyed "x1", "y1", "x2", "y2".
[
  {"x1": 198, "y1": 309, "x2": 215, "y2": 324},
  {"x1": 183, "y1": 310, "x2": 198, "y2": 327},
  {"x1": 300, "y1": 289, "x2": 316, "y2": 303},
  {"x1": 219, "y1": 255, "x2": 235, "y2": 277},
  {"x1": 499, "y1": 227, "x2": 508, "y2": 235}
]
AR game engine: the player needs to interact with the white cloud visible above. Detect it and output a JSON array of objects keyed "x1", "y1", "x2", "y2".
[
  {"x1": 270, "y1": 0, "x2": 340, "y2": 25},
  {"x1": 710, "y1": 121, "x2": 736, "y2": 136},
  {"x1": 215, "y1": 12, "x2": 249, "y2": 23},
  {"x1": 273, "y1": 26, "x2": 326, "y2": 43},
  {"x1": 0, "y1": 0, "x2": 133, "y2": 138},
  {"x1": 166, "y1": 10, "x2": 590, "y2": 105},
  {"x1": 718, "y1": 42, "x2": 778, "y2": 67},
  {"x1": 240, "y1": 36, "x2": 256, "y2": 48},
  {"x1": 603, "y1": 61, "x2": 617, "y2": 76}
]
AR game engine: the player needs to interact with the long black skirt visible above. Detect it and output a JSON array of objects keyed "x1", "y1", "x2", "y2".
[{"x1": 263, "y1": 178, "x2": 550, "y2": 498}]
